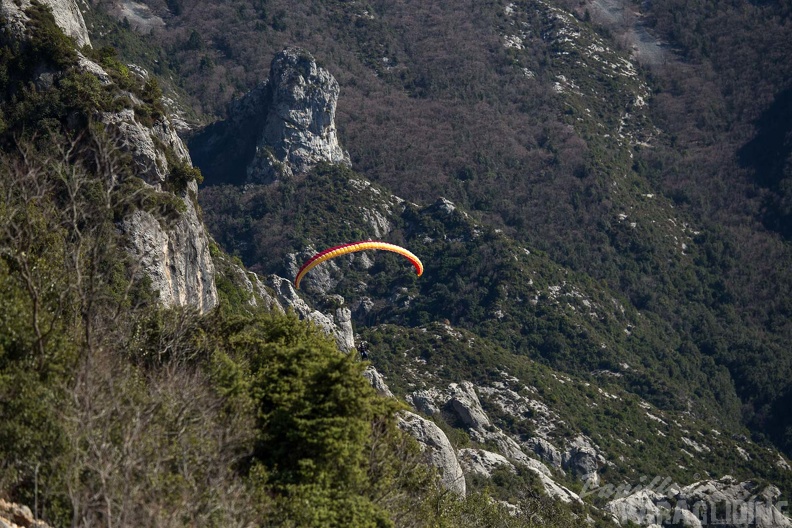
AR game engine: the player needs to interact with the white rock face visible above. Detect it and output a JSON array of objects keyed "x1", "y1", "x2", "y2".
[
  {"x1": 102, "y1": 109, "x2": 171, "y2": 184},
  {"x1": 363, "y1": 366, "x2": 394, "y2": 398},
  {"x1": 397, "y1": 411, "x2": 466, "y2": 497},
  {"x1": 266, "y1": 275, "x2": 355, "y2": 352},
  {"x1": 606, "y1": 476, "x2": 792, "y2": 527},
  {"x1": 124, "y1": 194, "x2": 217, "y2": 313},
  {"x1": 4, "y1": 0, "x2": 218, "y2": 313},
  {"x1": 1, "y1": 0, "x2": 91, "y2": 48},
  {"x1": 563, "y1": 435, "x2": 603, "y2": 485},
  {"x1": 458, "y1": 448, "x2": 515, "y2": 478},
  {"x1": 248, "y1": 48, "x2": 350, "y2": 182},
  {"x1": 448, "y1": 381, "x2": 491, "y2": 429},
  {"x1": 101, "y1": 105, "x2": 218, "y2": 312}
]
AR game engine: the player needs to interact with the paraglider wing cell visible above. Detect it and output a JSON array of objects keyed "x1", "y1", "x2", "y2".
[{"x1": 294, "y1": 241, "x2": 423, "y2": 289}]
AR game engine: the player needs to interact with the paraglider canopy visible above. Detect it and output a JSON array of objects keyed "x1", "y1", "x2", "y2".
[{"x1": 294, "y1": 241, "x2": 423, "y2": 289}]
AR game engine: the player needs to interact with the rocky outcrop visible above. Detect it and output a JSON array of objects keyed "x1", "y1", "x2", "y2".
[
  {"x1": 405, "y1": 380, "x2": 581, "y2": 504},
  {"x1": 397, "y1": 411, "x2": 466, "y2": 497},
  {"x1": 101, "y1": 106, "x2": 218, "y2": 313},
  {"x1": 209, "y1": 253, "x2": 357, "y2": 352},
  {"x1": 0, "y1": 498, "x2": 51, "y2": 528},
  {"x1": 458, "y1": 448, "x2": 515, "y2": 478},
  {"x1": 469, "y1": 428, "x2": 537, "y2": 470},
  {"x1": 4, "y1": 0, "x2": 218, "y2": 313},
  {"x1": 100, "y1": 106, "x2": 194, "y2": 185},
  {"x1": 448, "y1": 381, "x2": 491, "y2": 429},
  {"x1": 562, "y1": 435, "x2": 603, "y2": 485},
  {"x1": 1, "y1": 0, "x2": 91, "y2": 47},
  {"x1": 123, "y1": 193, "x2": 217, "y2": 313},
  {"x1": 407, "y1": 388, "x2": 443, "y2": 417},
  {"x1": 605, "y1": 476, "x2": 792, "y2": 527},
  {"x1": 525, "y1": 437, "x2": 564, "y2": 469},
  {"x1": 190, "y1": 48, "x2": 350, "y2": 185},
  {"x1": 247, "y1": 47, "x2": 350, "y2": 182},
  {"x1": 363, "y1": 366, "x2": 394, "y2": 398},
  {"x1": 266, "y1": 275, "x2": 355, "y2": 352}
]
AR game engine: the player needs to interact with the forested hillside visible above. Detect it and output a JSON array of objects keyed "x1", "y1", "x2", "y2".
[
  {"x1": 2, "y1": 0, "x2": 792, "y2": 526},
  {"x1": 103, "y1": 0, "x2": 792, "y2": 458}
]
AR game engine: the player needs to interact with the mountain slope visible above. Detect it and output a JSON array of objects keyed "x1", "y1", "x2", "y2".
[{"x1": 4, "y1": 0, "x2": 791, "y2": 526}]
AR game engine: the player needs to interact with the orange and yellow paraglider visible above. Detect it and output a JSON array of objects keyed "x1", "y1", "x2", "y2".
[{"x1": 294, "y1": 241, "x2": 423, "y2": 289}]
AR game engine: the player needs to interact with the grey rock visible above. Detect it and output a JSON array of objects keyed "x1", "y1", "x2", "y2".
[
  {"x1": 397, "y1": 411, "x2": 466, "y2": 497},
  {"x1": 101, "y1": 107, "x2": 192, "y2": 187},
  {"x1": 435, "y1": 197, "x2": 456, "y2": 215},
  {"x1": 103, "y1": 103, "x2": 217, "y2": 313},
  {"x1": 530, "y1": 465, "x2": 582, "y2": 504},
  {"x1": 4, "y1": 0, "x2": 218, "y2": 313},
  {"x1": 124, "y1": 196, "x2": 217, "y2": 313},
  {"x1": 248, "y1": 48, "x2": 350, "y2": 183},
  {"x1": 78, "y1": 54, "x2": 113, "y2": 85},
  {"x1": 476, "y1": 382, "x2": 564, "y2": 438},
  {"x1": 407, "y1": 388, "x2": 443, "y2": 416},
  {"x1": 605, "y1": 476, "x2": 792, "y2": 527},
  {"x1": 469, "y1": 428, "x2": 538, "y2": 471},
  {"x1": 1, "y1": 0, "x2": 91, "y2": 48},
  {"x1": 363, "y1": 366, "x2": 393, "y2": 398},
  {"x1": 334, "y1": 306, "x2": 355, "y2": 351},
  {"x1": 605, "y1": 489, "x2": 671, "y2": 527},
  {"x1": 525, "y1": 436, "x2": 564, "y2": 469},
  {"x1": 458, "y1": 448, "x2": 516, "y2": 478},
  {"x1": 463, "y1": 433, "x2": 580, "y2": 504},
  {"x1": 448, "y1": 381, "x2": 491, "y2": 430},
  {"x1": 352, "y1": 296, "x2": 375, "y2": 318},
  {"x1": 360, "y1": 207, "x2": 391, "y2": 238},
  {"x1": 214, "y1": 252, "x2": 284, "y2": 312},
  {"x1": 101, "y1": 109, "x2": 170, "y2": 185},
  {"x1": 266, "y1": 275, "x2": 355, "y2": 352},
  {"x1": 563, "y1": 435, "x2": 602, "y2": 485},
  {"x1": 288, "y1": 246, "x2": 340, "y2": 294},
  {"x1": 676, "y1": 477, "x2": 790, "y2": 528}
]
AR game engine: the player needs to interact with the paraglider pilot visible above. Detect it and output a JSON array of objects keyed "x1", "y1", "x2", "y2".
[{"x1": 359, "y1": 341, "x2": 370, "y2": 361}]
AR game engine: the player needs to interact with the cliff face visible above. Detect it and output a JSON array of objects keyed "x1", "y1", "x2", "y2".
[
  {"x1": 4, "y1": 0, "x2": 218, "y2": 312},
  {"x1": 190, "y1": 47, "x2": 350, "y2": 185},
  {"x1": 247, "y1": 47, "x2": 350, "y2": 182},
  {"x1": 1, "y1": 0, "x2": 91, "y2": 47},
  {"x1": 99, "y1": 105, "x2": 218, "y2": 312}
]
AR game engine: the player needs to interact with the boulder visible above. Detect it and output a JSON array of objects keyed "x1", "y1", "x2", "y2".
[
  {"x1": 458, "y1": 448, "x2": 515, "y2": 478},
  {"x1": 363, "y1": 366, "x2": 394, "y2": 398},
  {"x1": 397, "y1": 411, "x2": 466, "y2": 497},
  {"x1": 525, "y1": 436, "x2": 564, "y2": 469},
  {"x1": 407, "y1": 388, "x2": 443, "y2": 417},
  {"x1": 448, "y1": 381, "x2": 491, "y2": 430},
  {"x1": 563, "y1": 435, "x2": 602, "y2": 485}
]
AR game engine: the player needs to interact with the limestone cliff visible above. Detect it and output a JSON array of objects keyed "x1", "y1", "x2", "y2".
[
  {"x1": 1, "y1": 0, "x2": 90, "y2": 48},
  {"x1": 190, "y1": 47, "x2": 350, "y2": 185},
  {"x1": 5, "y1": 0, "x2": 218, "y2": 312}
]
